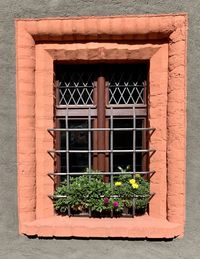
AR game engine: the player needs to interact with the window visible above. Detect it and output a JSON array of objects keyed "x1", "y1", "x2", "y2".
[
  {"x1": 16, "y1": 15, "x2": 187, "y2": 238},
  {"x1": 49, "y1": 63, "x2": 155, "y2": 217}
]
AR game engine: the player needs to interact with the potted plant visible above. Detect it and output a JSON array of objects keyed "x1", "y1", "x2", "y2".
[{"x1": 53, "y1": 168, "x2": 150, "y2": 217}]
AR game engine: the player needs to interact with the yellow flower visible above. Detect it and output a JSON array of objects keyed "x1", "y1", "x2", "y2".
[
  {"x1": 132, "y1": 183, "x2": 139, "y2": 189},
  {"x1": 129, "y1": 179, "x2": 136, "y2": 184},
  {"x1": 115, "y1": 181, "x2": 122, "y2": 187}
]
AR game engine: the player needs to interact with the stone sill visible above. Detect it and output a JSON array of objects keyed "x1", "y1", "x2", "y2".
[{"x1": 21, "y1": 215, "x2": 183, "y2": 238}]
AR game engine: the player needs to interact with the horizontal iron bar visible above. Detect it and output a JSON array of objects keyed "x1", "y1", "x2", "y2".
[
  {"x1": 106, "y1": 104, "x2": 147, "y2": 107},
  {"x1": 48, "y1": 170, "x2": 155, "y2": 176},
  {"x1": 49, "y1": 193, "x2": 154, "y2": 199},
  {"x1": 56, "y1": 105, "x2": 96, "y2": 109},
  {"x1": 48, "y1": 149, "x2": 155, "y2": 153},
  {"x1": 58, "y1": 85, "x2": 94, "y2": 89},
  {"x1": 56, "y1": 104, "x2": 146, "y2": 109},
  {"x1": 57, "y1": 85, "x2": 145, "y2": 89},
  {"x1": 47, "y1": 127, "x2": 155, "y2": 132},
  {"x1": 108, "y1": 84, "x2": 144, "y2": 88},
  {"x1": 55, "y1": 108, "x2": 147, "y2": 117}
]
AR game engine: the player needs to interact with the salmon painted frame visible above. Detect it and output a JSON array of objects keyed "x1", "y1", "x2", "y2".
[{"x1": 16, "y1": 14, "x2": 187, "y2": 238}]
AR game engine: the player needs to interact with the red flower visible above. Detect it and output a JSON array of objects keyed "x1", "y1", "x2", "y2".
[
  {"x1": 113, "y1": 201, "x2": 119, "y2": 208},
  {"x1": 104, "y1": 197, "x2": 109, "y2": 204}
]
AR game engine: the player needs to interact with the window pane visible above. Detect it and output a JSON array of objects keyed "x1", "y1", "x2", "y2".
[
  {"x1": 106, "y1": 64, "x2": 148, "y2": 105},
  {"x1": 112, "y1": 118, "x2": 145, "y2": 172},
  {"x1": 68, "y1": 120, "x2": 88, "y2": 172},
  {"x1": 59, "y1": 120, "x2": 66, "y2": 174},
  {"x1": 55, "y1": 65, "x2": 97, "y2": 106}
]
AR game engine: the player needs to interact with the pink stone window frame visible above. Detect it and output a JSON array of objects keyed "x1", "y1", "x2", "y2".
[{"x1": 16, "y1": 14, "x2": 187, "y2": 238}]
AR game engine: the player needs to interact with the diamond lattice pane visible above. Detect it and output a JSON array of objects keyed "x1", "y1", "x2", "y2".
[
  {"x1": 106, "y1": 64, "x2": 148, "y2": 105},
  {"x1": 55, "y1": 65, "x2": 96, "y2": 105}
]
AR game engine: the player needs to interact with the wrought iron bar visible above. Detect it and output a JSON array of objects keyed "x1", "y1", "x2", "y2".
[
  {"x1": 50, "y1": 193, "x2": 154, "y2": 199},
  {"x1": 48, "y1": 149, "x2": 156, "y2": 153},
  {"x1": 58, "y1": 85, "x2": 94, "y2": 88},
  {"x1": 110, "y1": 107, "x2": 114, "y2": 189},
  {"x1": 108, "y1": 84, "x2": 145, "y2": 88},
  {"x1": 133, "y1": 107, "x2": 136, "y2": 180},
  {"x1": 88, "y1": 108, "x2": 92, "y2": 217},
  {"x1": 48, "y1": 127, "x2": 156, "y2": 132},
  {"x1": 65, "y1": 110, "x2": 71, "y2": 216},
  {"x1": 48, "y1": 170, "x2": 155, "y2": 176},
  {"x1": 88, "y1": 108, "x2": 92, "y2": 175}
]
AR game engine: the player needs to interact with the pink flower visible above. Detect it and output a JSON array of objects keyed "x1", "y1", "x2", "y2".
[
  {"x1": 113, "y1": 201, "x2": 119, "y2": 208},
  {"x1": 104, "y1": 197, "x2": 109, "y2": 204}
]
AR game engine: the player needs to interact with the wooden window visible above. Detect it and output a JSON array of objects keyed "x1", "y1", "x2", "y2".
[
  {"x1": 48, "y1": 63, "x2": 155, "y2": 217},
  {"x1": 53, "y1": 64, "x2": 151, "y2": 176}
]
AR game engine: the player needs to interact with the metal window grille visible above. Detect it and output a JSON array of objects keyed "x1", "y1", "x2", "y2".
[
  {"x1": 48, "y1": 64, "x2": 155, "y2": 217},
  {"x1": 56, "y1": 65, "x2": 96, "y2": 106},
  {"x1": 107, "y1": 66, "x2": 147, "y2": 105}
]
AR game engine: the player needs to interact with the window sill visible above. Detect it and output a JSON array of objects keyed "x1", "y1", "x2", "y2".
[{"x1": 21, "y1": 215, "x2": 183, "y2": 238}]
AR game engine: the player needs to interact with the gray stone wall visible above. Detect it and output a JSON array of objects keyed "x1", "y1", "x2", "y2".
[{"x1": 0, "y1": 0, "x2": 199, "y2": 258}]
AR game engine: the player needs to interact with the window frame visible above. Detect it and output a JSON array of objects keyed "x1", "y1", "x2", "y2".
[{"x1": 16, "y1": 15, "x2": 187, "y2": 238}]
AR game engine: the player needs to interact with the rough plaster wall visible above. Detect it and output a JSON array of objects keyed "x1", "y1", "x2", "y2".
[{"x1": 0, "y1": 0, "x2": 199, "y2": 258}]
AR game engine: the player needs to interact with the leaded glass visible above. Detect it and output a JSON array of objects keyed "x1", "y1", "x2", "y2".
[
  {"x1": 55, "y1": 65, "x2": 96, "y2": 105},
  {"x1": 106, "y1": 64, "x2": 147, "y2": 105}
]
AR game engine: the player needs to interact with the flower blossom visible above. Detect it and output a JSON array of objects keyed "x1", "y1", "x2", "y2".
[
  {"x1": 103, "y1": 197, "x2": 109, "y2": 204},
  {"x1": 115, "y1": 181, "x2": 122, "y2": 186},
  {"x1": 129, "y1": 179, "x2": 136, "y2": 184},
  {"x1": 113, "y1": 201, "x2": 119, "y2": 208},
  {"x1": 132, "y1": 183, "x2": 139, "y2": 189}
]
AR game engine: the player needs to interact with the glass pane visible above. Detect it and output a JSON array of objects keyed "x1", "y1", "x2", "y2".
[
  {"x1": 55, "y1": 64, "x2": 97, "y2": 106},
  {"x1": 112, "y1": 118, "x2": 145, "y2": 172},
  {"x1": 68, "y1": 120, "x2": 88, "y2": 172},
  {"x1": 106, "y1": 64, "x2": 148, "y2": 105},
  {"x1": 59, "y1": 120, "x2": 66, "y2": 173},
  {"x1": 57, "y1": 119, "x2": 89, "y2": 174}
]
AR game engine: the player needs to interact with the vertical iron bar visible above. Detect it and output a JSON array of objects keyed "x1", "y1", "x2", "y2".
[
  {"x1": 110, "y1": 107, "x2": 114, "y2": 218},
  {"x1": 142, "y1": 118, "x2": 147, "y2": 177},
  {"x1": 55, "y1": 119, "x2": 61, "y2": 187},
  {"x1": 88, "y1": 108, "x2": 92, "y2": 176},
  {"x1": 88, "y1": 108, "x2": 92, "y2": 217},
  {"x1": 110, "y1": 107, "x2": 114, "y2": 188},
  {"x1": 55, "y1": 81, "x2": 60, "y2": 188},
  {"x1": 65, "y1": 109, "x2": 71, "y2": 216},
  {"x1": 142, "y1": 79, "x2": 147, "y2": 179},
  {"x1": 132, "y1": 107, "x2": 136, "y2": 217},
  {"x1": 133, "y1": 107, "x2": 136, "y2": 177}
]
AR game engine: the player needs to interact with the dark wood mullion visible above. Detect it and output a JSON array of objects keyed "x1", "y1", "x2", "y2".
[{"x1": 97, "y1": 75, "x2": 108, "y2": 181}]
